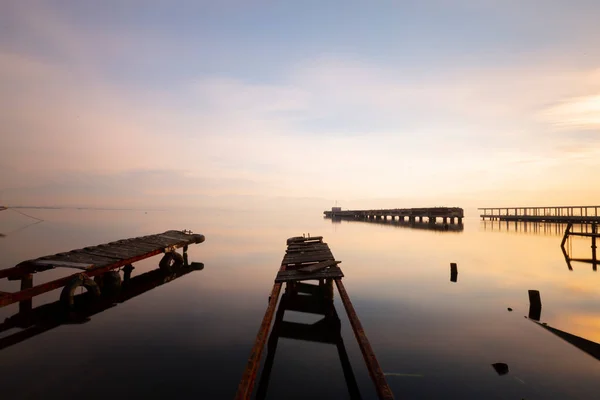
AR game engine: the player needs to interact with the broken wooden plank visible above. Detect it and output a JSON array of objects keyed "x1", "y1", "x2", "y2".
[
  {"x1": 275, "y1": 266, "x2": 344, "y2": 283},
  {"x1": 283, "y1": 250, "x2": 333, "y2": 261},
  {"x1": 298, "y1": 260, "x2": 341, "y2": 273}
]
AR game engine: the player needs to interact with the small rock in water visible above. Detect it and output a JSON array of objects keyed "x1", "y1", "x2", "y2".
[{"x1": 492, "y1": 363, "x2": 509, "y2": 375}]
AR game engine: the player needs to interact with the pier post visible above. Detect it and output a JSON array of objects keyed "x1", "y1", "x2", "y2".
[
  {"x1": 123, "y1": 264, "x2": 134, "y2": 282},
  {"x1": 19, "y1": 274, "x2": 33, "y2": 313},
  {"x1": 592, "y1": 225, "x2": 597, "y2": 272}
]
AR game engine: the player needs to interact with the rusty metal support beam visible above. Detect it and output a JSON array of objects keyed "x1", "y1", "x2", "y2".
[
  {"x1": 235, "y1": 278, "x2": 284, "y2": 399},
  {"x1": 334, "y1": 279, "x2": 395, "y2": 400}
]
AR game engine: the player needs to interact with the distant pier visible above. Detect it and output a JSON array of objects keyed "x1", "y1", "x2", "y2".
[
  {"x1": 479, "y1": 206, "x2": 600, "y2": 224},
  {"x1": 323, "y1": 207, "x2": 464, "y2": 225}
]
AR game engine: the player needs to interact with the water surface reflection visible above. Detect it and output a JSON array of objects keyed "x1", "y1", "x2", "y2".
[{"x1": 1, "y1": 210, "x2": 600, "y2": 399}]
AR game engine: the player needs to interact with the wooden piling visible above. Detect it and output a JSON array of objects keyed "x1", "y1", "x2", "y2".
[
  {"x1": 450, "y1": 263, "x2": 458, "y2": 283},
  {"x1": 528, "y1": 290, "x2": 542, "y2": 321}
]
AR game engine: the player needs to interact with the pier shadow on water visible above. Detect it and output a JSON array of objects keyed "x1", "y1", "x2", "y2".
[
  {"x1": 0, "y1": 258, "x2": 204, "y2": 352},
  {"x1": 325, "y1": 215, "x2": 463, "y2": 233},
  {"x1": 529, "y1": 319, "x2": 600, "y2": 362},
  {"x1": 254, "y1": 281, "x2": 362, "y2": 399}
]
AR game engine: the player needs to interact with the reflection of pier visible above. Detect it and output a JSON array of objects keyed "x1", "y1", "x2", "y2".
[
  {"x1": 561, "y1": 223, "x2": 598, "y2": 271},
  {"x1": 481, "y1": 220, "x2": 595, "y2": 236},
  {"x1": 324, "y1": 207, "x2": 464, "y2": 225},
  {"x1": 326, "y1": 215, "x2": 463, "y2": 232},
  {"x1": 255, "y1": 282, "x2": 361, "y2": 399},
  {"x1": 0, "y1": 260, "x2": 204, "y2": 352},
  {"x1": 479, "y1": 205, "x2": 600, "y2": 224}
]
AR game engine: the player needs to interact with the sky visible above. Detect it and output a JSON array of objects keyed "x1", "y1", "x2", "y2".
[{"x1": 1, "y1": 0, "x2": 599, "y2": 210}]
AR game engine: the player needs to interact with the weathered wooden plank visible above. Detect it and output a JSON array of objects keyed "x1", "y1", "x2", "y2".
[
  {"x1": 284, "y1": 250, "x2": 333, "y2": 259},
  {"x1": 275, "y1": 266, "x2": 344, "y2": 282},
  {"x1": 283, "y1": 254, "x2": 334, "y2": 265},
  {"x1": 32, "y1": 260, "x2": 93, "y2": 270},
  {"x1": 36, "y1": 252, "x2": 116, "y2": 268},
  {"x1": 298, "y1": 260, "x2": 341, "y2": 273},
  {"x1": 79, "y1": 248, "x2": 139, "y2": 260},
  {"x1": 103, "y1": 242, "x2": 159, "y2": 253},
  {"x1": 287, "y1": 236, "x2": 323, "y2": 243},
  {"x1": 286, "y1": 245, "x2": 330, "y2": 253}
]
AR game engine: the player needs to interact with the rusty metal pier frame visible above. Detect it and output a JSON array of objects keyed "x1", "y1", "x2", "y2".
[
  {"x1": 561, "y1": 223, "x2": 598, "y2": 271},
  {"x1": 0, "y1": 230, "x2": 205, "y2": 310},
  {"x1": 235, "y1": 235, "x2": 394, "y2": 400}
]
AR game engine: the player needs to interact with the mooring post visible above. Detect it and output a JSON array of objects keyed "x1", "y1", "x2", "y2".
[
  {"x1": 528, "y1": 290, "x2": 542, "y2": 321},
  {"x1": 450, "y1": 263, "x2": 458, "y2": 283}
]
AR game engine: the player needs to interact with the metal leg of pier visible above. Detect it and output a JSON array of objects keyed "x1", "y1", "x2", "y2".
[
  {"x1": 592, "y1": 225, "x2": 597, "y2": 272},
  {"x1": 235, "y1": 282, "x2": 283, "y2": 400}
]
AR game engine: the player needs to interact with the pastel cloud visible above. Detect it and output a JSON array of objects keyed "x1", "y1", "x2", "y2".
[{"x1": 1, "y1": 1, "x2": 600, "y2": 208}]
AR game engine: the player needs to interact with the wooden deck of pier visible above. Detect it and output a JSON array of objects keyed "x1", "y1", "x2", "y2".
[
  {"x1": 479, "y1": 206, "x2": 600, "y2": 224},
  {"x1": 0, "y1": 230, "x2": 205, "y2": 309},
  {"x1": 324, "y1": 207, "x2": 464, "y2": 225},
  {"x1": 236, "y1": 235, "x2": 394, "y2": 400}
]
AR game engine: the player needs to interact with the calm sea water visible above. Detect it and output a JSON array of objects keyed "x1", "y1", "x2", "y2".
[{"x1": 1, "y1": 207, "x2": 599, "y2": 399}]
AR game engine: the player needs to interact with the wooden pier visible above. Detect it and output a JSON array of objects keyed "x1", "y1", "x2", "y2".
[
  {"x1": 324, "y1": 207, "x2": 464, "y2": 225},
  {"x1": 479, "y1": 206, "x2": 600, "y2": 224},
  {"x1": 236, "y1": 235, "x2": 394, "y2": 400},
  {"x1": 0, "y1": 230, "x2": 205, "y2": 310}
]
